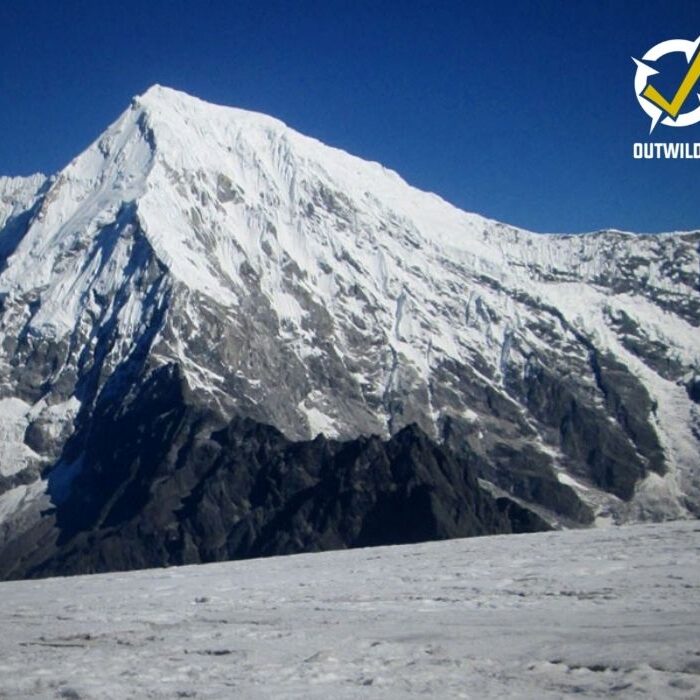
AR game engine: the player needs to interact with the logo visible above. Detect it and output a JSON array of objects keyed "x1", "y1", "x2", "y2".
[{"x1": 633, "y1": 35, "x2": 700, "y2": 133}]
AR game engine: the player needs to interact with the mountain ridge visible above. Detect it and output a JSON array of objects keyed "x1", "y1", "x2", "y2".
[{"x1": 0, "y1": 85, "x2": 698, "y2": 578}]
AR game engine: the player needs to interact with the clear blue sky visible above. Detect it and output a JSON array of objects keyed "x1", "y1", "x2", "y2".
[{"x1": 1, "y1": 0, "x2": 698, "y2": 233}]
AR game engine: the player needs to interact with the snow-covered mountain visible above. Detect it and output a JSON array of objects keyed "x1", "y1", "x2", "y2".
[{"x1": 0, "y1": 86, "x2": 698, "y2": 578}]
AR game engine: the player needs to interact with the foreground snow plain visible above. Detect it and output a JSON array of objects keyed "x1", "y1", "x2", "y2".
[{"x1": 0, "y1": 521, "x2": 698, "y2": 699}]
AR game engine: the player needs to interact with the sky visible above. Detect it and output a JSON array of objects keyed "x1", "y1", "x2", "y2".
[{"x1": 0, "y1": 0, "x2": 699, "y2": 233}]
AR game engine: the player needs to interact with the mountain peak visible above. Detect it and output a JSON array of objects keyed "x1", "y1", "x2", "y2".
[
  {"x1": 134, "y1": 84, "x2": 217, "y2": 118},
  {"x1": 132, "y1": 84, "x2": 289, "y2": 138},
  {"x1": 0, "y1": 87, "x2": 698, "y2": 565},
  {"x1": 136, "y1": 83, "x2": 176, "y2": 101}
]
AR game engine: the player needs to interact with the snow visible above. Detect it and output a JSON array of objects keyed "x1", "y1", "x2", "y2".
[
  {"x1": 0, "y1": 173, "x2": 45, "y2": 231},
  {"x1": 0, "y1": 95, "x2": 160, "y2": 337},
  {"x1": 302, "y1": 404, "x2": 339, "y2": 438},
  {"x1": 0, "y1": 395, "x2": 80, "y2": 477},
  {"x1": 556, "y1": 471, "x2": 590, "y2": 492},
  {"x1": 0, "y1": 397, "x2": 37, "y2": 476},
  {"x1": 0, "y1": 520, "x2": 697, "y2": 698},
  {"x1": 0, "y1": 480, "x2": 45, "y2": 526}
]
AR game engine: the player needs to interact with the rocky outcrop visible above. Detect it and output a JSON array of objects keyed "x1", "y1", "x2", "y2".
[{"x1": 0, "y1": 365, "x2": 548, "y2": 580}]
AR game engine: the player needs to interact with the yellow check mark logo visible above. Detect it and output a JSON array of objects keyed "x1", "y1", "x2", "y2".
[{"x1": 642, "y1": 47, "x2": 700, "y2": 118}]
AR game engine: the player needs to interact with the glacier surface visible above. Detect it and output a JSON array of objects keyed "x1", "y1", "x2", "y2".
[{"x1": 0, "y1": 520, "x2": 698, "y2": 698}]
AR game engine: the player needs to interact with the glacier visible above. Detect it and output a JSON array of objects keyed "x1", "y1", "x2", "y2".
[{"x1": 0, "y1": 520, "x2": 698, "y2": 698}]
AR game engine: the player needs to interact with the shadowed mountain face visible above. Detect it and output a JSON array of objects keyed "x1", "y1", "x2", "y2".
[
  {"x1": 0, "y1": 87, "x2": 698, "y2": 579},
  {"x1": 0, "y1": 365, "x2": 547, "y2": 580}
]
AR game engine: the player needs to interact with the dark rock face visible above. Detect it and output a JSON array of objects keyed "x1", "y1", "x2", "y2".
[
  {"x1": 688, "y1": 377, "x2": 700, "y2": 404},
  {"x1": 507, "y1": 352, "x2": 661, "y2": 501},
  {"x1": 0, "y1": 364, "x2": 548, "y2": 580}
]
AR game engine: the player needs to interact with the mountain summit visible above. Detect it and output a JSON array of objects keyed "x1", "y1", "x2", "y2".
[{"x1": 0, "y1": 86, "x2": 698, "y2": 578}]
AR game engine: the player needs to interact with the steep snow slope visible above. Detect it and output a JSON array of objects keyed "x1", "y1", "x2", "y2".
[
  {"x1": 0, "y1": 174, "x2": 46, "y2": 231},
  {"x1": 0, "y1": 521, "x2": 698, "y2": 699},
  {"x1": 0, "y1": 86, "x2": 698, "y2": 577}
]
